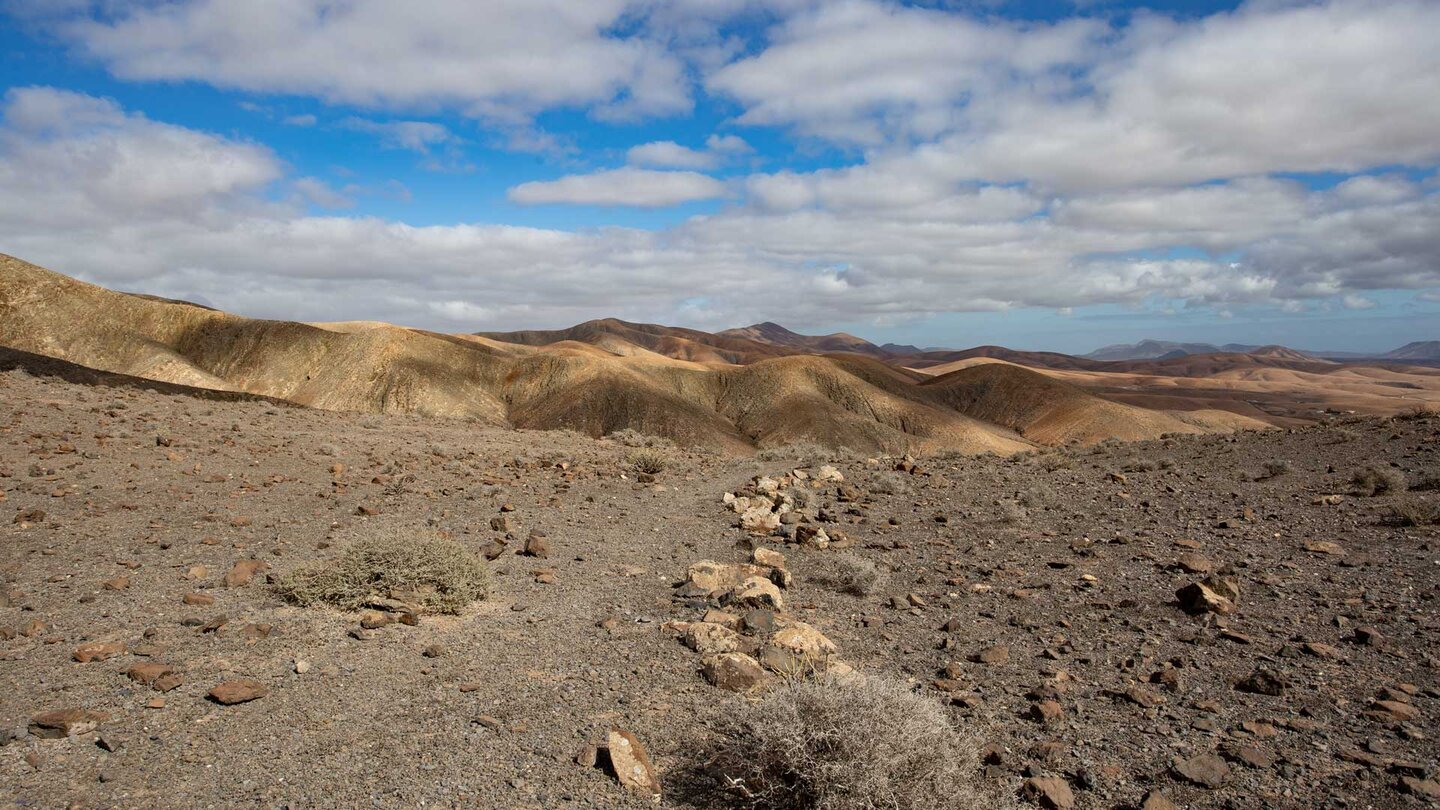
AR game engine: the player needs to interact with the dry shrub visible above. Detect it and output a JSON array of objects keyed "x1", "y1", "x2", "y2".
[
  {"x1": 607, "y1": 428, "x2": 675, "y2": 449},
  {"x1": 1388, "y1": 497, "x2": 1440, "y2": 527},
  {"x1": 627, "y1": 448, "x2": 669, "y2": 475},
  {"x1": 1351, "y1": 465, "x2": 1407, "y2": 496},
  {"x1": 713, "y1": 675, "x2": 980, "y2": 810},
  {"x1": 1257, "y1": 460, "x2": 1292, "y2": 480},
  {"x1": 831, "y1": 554, "x2": 885, "y2": 596},
  {"x1": 274, "y1": 529, "x2": 488, "y2": 614}
]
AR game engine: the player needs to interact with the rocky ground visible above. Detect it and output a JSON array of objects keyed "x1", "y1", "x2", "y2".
[{"x1": 1, "y1": 366, "x2": 1437, "y2": 809}]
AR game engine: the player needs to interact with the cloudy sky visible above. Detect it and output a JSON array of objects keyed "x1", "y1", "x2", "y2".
[{"x1": 0, "y1": 0, "x2": 1437, "y2": 352}]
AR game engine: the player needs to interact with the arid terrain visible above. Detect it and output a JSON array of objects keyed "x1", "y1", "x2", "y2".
[
  {"x1": 4, "y1": 254, "x2": 1439, "y2": 461},
  {"x1": 1, "y1": 357, "x2": 1438, "y2": 808}
]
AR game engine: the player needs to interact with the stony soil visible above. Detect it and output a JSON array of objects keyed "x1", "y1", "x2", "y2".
[{"x1": 1, "y1": 366, "x2": 1437, "y2": 809}]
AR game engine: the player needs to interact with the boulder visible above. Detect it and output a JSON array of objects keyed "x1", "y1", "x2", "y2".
[{"x1": 702, "y1": 653, "x2": 771, "y2": 692}]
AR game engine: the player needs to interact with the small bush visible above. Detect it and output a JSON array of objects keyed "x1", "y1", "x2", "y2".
[
  {"x1": 1256, "y1": 460, "x2": 1292, "y2": 480},
  {"x1": 274, "y1": 529, "x2": 488, "y2": 614},
  {"x1": 1388, "y1": 497, "x2": 1440, "y2": 527},
  {"x1": 997, "y1": 500, "x2": 1026, "y2": 524},
  {"x1": 628, "y1": 448, "x2": 669, "y2": 476},
  {"x1": 830, "y1": 554, "x2": 885, "y2": 596},
  {"x1": 712, "y1": 675, "x2": 979, "y2": 810},
  {"x1": 1351, "y1": 465, "x2": 1407, "y2": 496},
  {"x1": 607, "y1": 428, "x2": 675, "y2": 449}
]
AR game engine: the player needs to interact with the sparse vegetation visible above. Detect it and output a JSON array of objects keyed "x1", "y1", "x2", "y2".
[
  {"x1": 712, "y1": 675, "x2": 979, "y2": 810},
  {"x1": 274, "y1": 529, "x2": 489, "y2": 614},
  {"x1": 627, "y1": 447, "x2": 669, "y2": 476},
  {"x1": 830, "y1": 554, "x2": 885, "y2": 596},
  {"x1": 607, "y1": 428, "x2": 675, "y2": 449},
  {"x1": 1256, "y1": 459, "x2": 1293, "y2": 480},
  {"x1": 1351, "y1": 465, "x2": 1407, "y2": 496},
  {"x1": 998, "y1": 499, "x2": 1026, "y2": 524},
  {"x1": 1386, "y1": 497, "x2": 1440, "y2": 527}
]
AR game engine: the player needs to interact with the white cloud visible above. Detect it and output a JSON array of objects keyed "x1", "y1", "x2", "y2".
[
  {"x1": 508, "y1": 167, "x2": 728, "y2": 207},
  {"x1": 627, "y1": 134, "x2": 751, "y2": 169},
  {"x1": 53, "y1": 0, "x2": 691, "y2": 122},
  {"x1": 341, "y1": 118, "x2": 455, "y2": 154},
  {"x1": 292, "y1": 177, "x2": 355, "y2": 209},
  {"x1": 1343, "y1": 294, "x2": 1377, "y2": 310},
  {"x1": 627, "y1": 140, "x2": 718, "y2": 170},
  {"x1": 707, "y1": 0, "x2": 1101, "y2": 144}
]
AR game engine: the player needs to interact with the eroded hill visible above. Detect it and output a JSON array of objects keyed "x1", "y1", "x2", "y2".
[{"x1": 0, "y1": 254, "x2": 1272, "y2": 453}]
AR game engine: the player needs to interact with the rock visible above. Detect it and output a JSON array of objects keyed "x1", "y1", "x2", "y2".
[
  {"x1": 1140, "y1": 791, "x2": 1179, "y2": 810},
  {"x1": 359, "y1": 610, "x2": 393, "y2": 629},
  {"x1": 1367, "y1": 700, "x2": 1420, "y2": 722},
  {"x1": 1174, "y1": 752, "x2": 1231, "y2": 788},
  {"x1": 683, "y1": 622, "x2": 740, "y2": 654},
  {"x1": 490, "y1": 515, "x2": 513, "y2": 532},
  {"x1": 1176, "y1": 581, "x2": 1235, "y2": 615},
  {"x1": 223, "y1": 559, "x2": 269, "y2": 588},
  {"x1": 126, "y1": 662, "x2": 181, "y2": 692},
  {"x1": 1175, "y1": 553, "x2": 1214, "y2": 574},
  {"x1": 815, "y1": 465, "x2": 844, "y2": 482},
  {"x1": 751, "y1": 547, "x2": 786, "y2": 569},
  {"x1": 1029, "y1": 700, "x2": 1065, "y2": 724},
  {"x1": 686, "y1": 560, "x2": 773, "y2": 594},
  {"x1": 730, "y1": 576, "x2": 784, "y2": 611},
  {"x1": 740, "y1": 504, "x2": 781, "y2": 534},
  {"x1": 702, "y1": 653, "x2": 771, "y2": 691},
  {"x1": 1303, "y1": 641, "x2": 1343, "y2": 659},
  {"x1": 1021, "y1": 775, "x2": 1075, "y2": 809},
  {"x1": 523, "y1": 533, "x2": 551, "y2": 558},
  {"x1": 422, "y1": 644, "x2": 447, "y2": 658},
  {"x1": 102, "y1": 576, "x2": 130, "y2": 590},
  {"x1": 207, "y1": 679, "x2": 268, "y2": 705},
  {"x1": 182, "y1": 592, "x2": 215, "y2": 606},
  {"x1": 73, "y1": 641, "x2": 126, "y2": 663},
  {"x1": 743, "y1": 608, "x2": 777, "y2": 634},
  {"x1": 293, "y1": 659, "x2": 311, "y2": 674},
  {"x1": 975, "y1": 645, "x2": 1010, "y2": 665},
  {"x1": 1235, "y1": 669, "x2": 1287, "y2": 697},
  {"x1": 1125, "y1": 686, "x2": 1166, "y2": 708},
  {"x1": 1399, "y1": 778, "x2": 1440, "y2": 800},
  {"x1": 29, "y1": 709, "x2": 106, "y2": 739},
  {"x1": 604, "y1": 728, "x2": 660, "y2": 796},
  {"x1": 1353, "y1": 626, "x2": 1385, "y2": 647},
  {"x1": 769, "y1": 621, "x2": 838, "y2": 662},
  {"x1": 795, "y1": 525, "x2": 830, "y2": 548}
]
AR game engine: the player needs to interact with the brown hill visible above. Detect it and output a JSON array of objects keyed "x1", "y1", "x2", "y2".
[
  {"x1": 0, "y1": 253, "x2": 1274, "y2": 453},
  {"x1": 478, "y1": 318, "x2": 787, "y2": 365},
  {"x1": 920, "y1": 362, "x2": 1257, "y2": 444},
  {"x1": 716, "y1": 321, "x2": 891, "y2": 357}
]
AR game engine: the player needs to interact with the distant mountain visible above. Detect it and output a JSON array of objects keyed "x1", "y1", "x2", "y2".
[
  {"x1": 1384, "y1": 341, "x2": 1440, "y2": 361},
  {"x1": 1084, "y1": 339, "x2": 1272, "y2": 361},
  {"x1": 716, "y1": 322, "x2": 891, "y2": 357}
]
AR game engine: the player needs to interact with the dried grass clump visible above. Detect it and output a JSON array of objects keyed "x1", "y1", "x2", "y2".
[
  {"x1": 831, "y1": 554, "x2": 885, "y2": 596},
  {"x1": 1256, "y1": 460, "x2": 1293, "y2": 480},
  {"x1": 628, "y1": 448, "x2": 669, "y2": 475},
  {"x1": 607, "y1": 428, "x2": 675, "y2": 449},
  {"x1": 274, "y1": 529, "x2": 488, "y2": 614},
  {"x1": 713, "y1": 676, "x2": 980, "y2": 810},
  {"x1": 1351, "y1": 465, "x2": 1407, "y2": 496},
  {"x1": 1388, "y1": 497, "x2": 1440, "y2": 527}
]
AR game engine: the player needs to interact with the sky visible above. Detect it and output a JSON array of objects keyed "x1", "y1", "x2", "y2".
[{"x1": 0, "y1": 0, "x2": 1437, "y2": 354}]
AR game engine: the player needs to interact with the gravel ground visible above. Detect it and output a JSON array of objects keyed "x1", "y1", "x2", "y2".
[{"x1": 1, "y1": 367, "x2": 1437, "y2": 809}]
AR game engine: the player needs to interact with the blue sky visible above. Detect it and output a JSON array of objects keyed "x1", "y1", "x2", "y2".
[{"x1": 0, "y1": 0, "x2": 1437, "y2": 354}]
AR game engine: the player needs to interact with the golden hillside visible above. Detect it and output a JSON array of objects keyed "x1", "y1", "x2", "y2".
[{"x1": 0, "y1": 253, "x2": 1272, "y2": 453}]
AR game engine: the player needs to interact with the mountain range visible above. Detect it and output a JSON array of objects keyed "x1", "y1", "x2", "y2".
[{"x1": 2, "y1": 253, "x2": 1437, "y2": 452}]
